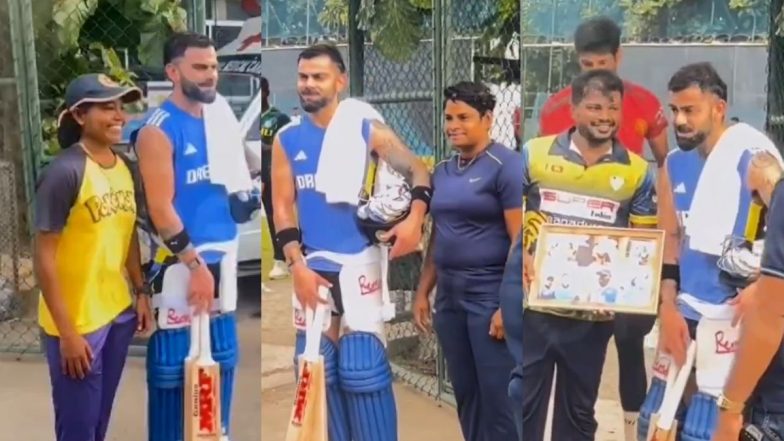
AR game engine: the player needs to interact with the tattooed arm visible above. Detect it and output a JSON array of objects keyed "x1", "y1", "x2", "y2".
[
  {"x1": 747, "y1": 151, "x2": 783, "y2": 206},
  {"x1": 368, "y1": 120, "x2": 431, "y2": 219}
]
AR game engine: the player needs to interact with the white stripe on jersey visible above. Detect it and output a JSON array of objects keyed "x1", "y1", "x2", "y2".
[{"x1": 147, "y1": 109, "x2": 170, "y2": 127}]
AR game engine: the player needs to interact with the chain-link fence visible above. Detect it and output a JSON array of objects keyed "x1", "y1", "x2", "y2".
[
  {"x1": 346, "y1": 0, "x2": 521, "y2": 404},
  {"x1": 1, "y1": 0, "x2": 41, "y2": 354}
]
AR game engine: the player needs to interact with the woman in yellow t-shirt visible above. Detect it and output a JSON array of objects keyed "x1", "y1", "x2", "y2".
[{"x1": 33, "y1": 73, "x2": 152, "y2": 441}]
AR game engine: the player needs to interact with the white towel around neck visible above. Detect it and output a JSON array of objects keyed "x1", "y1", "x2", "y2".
[
  {"x1": 203, "y1": 93, "x2": 254, "y2": 193},
  {"x1": 315, "y1": 98, "x2": 385, "y2": 205},
  {"x1": 686, "y1": 123, "x2": 782, "y2": 256}
]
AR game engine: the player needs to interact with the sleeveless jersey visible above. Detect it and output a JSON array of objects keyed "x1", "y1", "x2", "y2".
[
  {"x1": 35, "y1": 146, "x2": 136, "y2": 335},
  {"x1": 667, "y1": 147, "x2": 758, "y2": 320},
  {"x1": 522, "y1": 131, "x2": 657, "y2": 321},
  {"x1": 143, "y1": 100, "x2": 237, "y2": 263},
  {"x1": 278, "y1": 116, "x2": 373, "y2": 272}
]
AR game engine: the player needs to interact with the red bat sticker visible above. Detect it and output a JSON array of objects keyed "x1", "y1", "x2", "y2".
[
  {"x1": 198, "y1": 368, "x2": 216, "y2": 432},
  {"x1": 291, "y1": 364, "x2": 313, "y2": 426}
]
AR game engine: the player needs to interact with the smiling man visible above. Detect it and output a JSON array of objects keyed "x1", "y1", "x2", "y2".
[{"x1": 518, "y1": 69, "x2": 657, "y2": 441}]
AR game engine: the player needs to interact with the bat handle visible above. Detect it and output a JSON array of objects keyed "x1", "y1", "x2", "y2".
[
  {"x1": 380, "y1": 245, "x2": 395, "y2": 321},
  {"x1": 186, "y1": 308, "x2": 200, "y2": 359},
  {"x1": 302, "y1": 287, "x2": 328, "y2": 361},
  {"x1": 197, "y1": 312, "x2": 213, "y2": 362}
]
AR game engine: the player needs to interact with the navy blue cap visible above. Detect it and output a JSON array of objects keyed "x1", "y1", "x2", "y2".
[{"x1": 59, "y1": 74, "x2": 143, "y2": 124}]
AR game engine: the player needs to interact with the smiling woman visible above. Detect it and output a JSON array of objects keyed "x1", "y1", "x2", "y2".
[
  {"x1": 412, "y1": 80, "x2": 523, "y2": 441},
  {"x1": 33, "y1": 73, "x2": 152, "y2": 441}
]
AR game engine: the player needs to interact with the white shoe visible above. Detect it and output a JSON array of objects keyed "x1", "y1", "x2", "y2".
[
  {"x1": 268, "y1": 260, "x2": 290, "y2": 280},
  {"x1": 262, "y1": 281, "x2": 273, "y2": 293}
]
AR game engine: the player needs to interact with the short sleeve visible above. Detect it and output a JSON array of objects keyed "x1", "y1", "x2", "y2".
[
  {"x1": 643, "y1": 93, "x2": 668, "y2": 139},
  {"x1": 34, "y1": 153, "x2": 84, "y2": 233},
  {"x1": 760, "y1": 180, "x2": 784, "y2": 279},
  {"x1": 629, "y1": 167, "x2": 658, "y2": 226},
  {"x1": 496, "y1": 151, "x2": 524, "y2": 210}
]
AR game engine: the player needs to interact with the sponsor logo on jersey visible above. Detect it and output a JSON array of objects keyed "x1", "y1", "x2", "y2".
[
  {"x1": 295, "y1": 173, "x2": 316, "y2": 190},
  {"x1": 84, "y1": 189, "x2": 135, "y2": 223},
  {"x1": 539, "y1": 188, "x2": 620, "y2": 223},
  {"x1": 186, "y1": 165, "x2": 210, "y2": 185}
]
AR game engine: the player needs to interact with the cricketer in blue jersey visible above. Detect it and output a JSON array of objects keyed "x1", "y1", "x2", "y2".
[
  {"x1": 648, "y1": 62, "x2": 784, "y2": 441},
  {"x1": 134, "y1": 33, "x2": 256, "y2": 441},
  {"x1": 270, "y1": 43, "x2": 431, "y2": 441}
]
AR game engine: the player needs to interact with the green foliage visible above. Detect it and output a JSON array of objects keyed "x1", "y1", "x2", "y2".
[{"x1": 36, "y1": 0, "x2": 187, "y2": 156}]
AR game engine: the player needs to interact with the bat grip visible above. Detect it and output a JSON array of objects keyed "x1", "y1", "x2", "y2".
[
  {"x1": 186, "y1": 308, "x2": 200, "y2": 359},
  {"x1": 302, "y1": 286, "x2": 328, "y2": 361},
  {"x1": 197, "y1": 312, "x2": 213, "y2": 362},
  {"x1": 380, "y1": 245, "x2": 392, "y2": 317}
]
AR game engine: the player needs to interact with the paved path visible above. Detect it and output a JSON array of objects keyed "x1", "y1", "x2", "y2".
[{"x1": 261, "y1": 277, "x2": 647, "y2": 440}]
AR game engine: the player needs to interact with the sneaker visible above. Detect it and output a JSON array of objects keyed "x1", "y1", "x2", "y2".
[
  {"x1": 268, "y1": 260, "x2": 290, "y2": 280},
  {"x1": 262, "y1": 281, "x2": 273, "y2": 293}
]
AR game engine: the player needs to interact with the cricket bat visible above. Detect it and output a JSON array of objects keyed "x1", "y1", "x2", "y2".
[
  {"x1": 184, "y1": 312, "x2": 222, "y2": 441},
  {"x1": 647, "y1": 341, "x2": 697, "y2": 441},
  {"x1": 285, "y1": 286, "x2": 329, "y2": 441}
]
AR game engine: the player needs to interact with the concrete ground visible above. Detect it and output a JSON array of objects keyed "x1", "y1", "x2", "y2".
[
  {"x1": 261, "y1": 276, "x2": 654, "y2": 441},
  {"x1": 0, "y1": 275, "x2": 263, "y2": 441}
]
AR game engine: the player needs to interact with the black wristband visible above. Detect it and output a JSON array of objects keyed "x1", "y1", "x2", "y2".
[
  {"x1": 411, "y1": 186, "x2": 432, "y2": 211},
  {"x1": 661, "y1": 263, "x2": 680, "y2": 285},
  {"x1": 164, "y1": 229, "x2": 192, "y2": 254},
  {"x1": 276, "y1": 227, "x2": 301, "y2": 249}
]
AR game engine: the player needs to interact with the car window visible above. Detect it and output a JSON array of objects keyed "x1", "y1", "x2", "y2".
[{"x1": 246, "y1": 113, "x2": 260, "y2": 141}]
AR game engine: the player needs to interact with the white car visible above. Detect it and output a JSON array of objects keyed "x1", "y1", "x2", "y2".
[{"x1": 235, "y1": 91, "x2": 263, "y2": 277}]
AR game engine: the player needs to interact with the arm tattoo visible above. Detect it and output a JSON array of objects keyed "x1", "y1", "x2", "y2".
[
  {"x1": 749, "y1": 151, "x2": 783, "y2": 205},
  {"x1": 370, "y1": 120, "x2": 429, "y2": 187}
]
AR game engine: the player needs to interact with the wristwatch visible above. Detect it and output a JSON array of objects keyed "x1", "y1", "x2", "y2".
[
  {"x1": 134, "y1": 282, "x2": 153, "y2": 297},
  {"x1": 716, "y1": 393, "x2": 745, "y2": 414}
]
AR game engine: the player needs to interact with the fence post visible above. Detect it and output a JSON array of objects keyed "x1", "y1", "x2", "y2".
[
  {"x1": 8, "y1": 0, "x2": 42, "y2": 235},
  {"x1": 347, "y1": 0, "x2": 364, "y2": 97},
  {"x1": 187, "y1": 0, "x2": 206, "y2": 34}
]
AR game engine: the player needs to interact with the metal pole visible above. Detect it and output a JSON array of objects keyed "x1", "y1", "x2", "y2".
[
  {"x1": 347, "y1": 0, "x2": 365, "y2": 97},
  {"x1": 188, "y1": 0, "x2": 206, "y2": 34}
]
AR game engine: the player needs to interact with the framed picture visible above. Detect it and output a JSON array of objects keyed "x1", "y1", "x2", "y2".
[{"x1": 527, "y1": 224, "x2": 665, "y2": 315}]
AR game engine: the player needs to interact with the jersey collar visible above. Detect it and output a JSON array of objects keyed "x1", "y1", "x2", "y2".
[{"x1": 550, "y1": 127, "x2": 631, "y2": 165}]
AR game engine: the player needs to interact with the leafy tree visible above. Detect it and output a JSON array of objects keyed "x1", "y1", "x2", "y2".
[{"x1": 33, "y1": 0, "x2": 187, "y2": 155}]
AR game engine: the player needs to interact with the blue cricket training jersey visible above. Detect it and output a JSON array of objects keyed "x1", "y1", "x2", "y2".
[
  {"x1": 667, "y1": 147, "x2": 755, "y2": 320},
  {"x1": 430, "y1": 143, "x2": 523, "y2": 293},
  {"x1": 278, "y1": 116, "x2": 373, "y2": 272},
  {"x1": 144, "y1": 100, "x2": 237, "y2": 264}
]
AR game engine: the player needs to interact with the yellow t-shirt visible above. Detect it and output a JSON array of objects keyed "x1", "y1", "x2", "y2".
[{"x1": 35, "y1": 146, "x2": 137, "y2": 336}]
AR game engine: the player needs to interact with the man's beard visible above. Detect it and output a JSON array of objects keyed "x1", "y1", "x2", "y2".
[
  {"x1": 299, "y1": 94, "x2": 328, "y2": 113},
  {"x1": 576, "y1": 124, "x2": 615, "y2": 147},
  {"x1": 182, "y1": 77, "x2": 216, "y2": 104},
  {"x1": 674, "y1": 125, "x2": 707, "y2": 151}
]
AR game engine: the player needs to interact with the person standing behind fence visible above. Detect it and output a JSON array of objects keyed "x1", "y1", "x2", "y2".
[
  {"x1": 537, "y1": 17, "x2": 669, "y2": 440},
  {"x1": 33, "y1": 73, "x2": 152, "y2": 441},
  {"x1": 260, "y1": 76, "x2": 291, "y2": 282},
  {"x1": 413, "y1": 81, "x2": 522, "y2": 441}
]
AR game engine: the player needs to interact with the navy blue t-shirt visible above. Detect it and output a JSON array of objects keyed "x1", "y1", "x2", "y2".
[
  {"x1": 754, "y1": 179, "x2": 784, "y2": 411},
  {"x1": 430, "y1": 143, "x2": 523, "y2": 282}
]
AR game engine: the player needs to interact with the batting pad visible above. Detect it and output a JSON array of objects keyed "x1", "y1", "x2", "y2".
[
  {"x1": 294, "y1": 332, "x2": 352, "y2": 441},
  {"x1": 637, "y1": 376, "x2": 667, "y2": 441},
  {"x1": 680, "y1": 392, "x2": 718, "y2": 441},
  {"x1": 147, "y1": 313, "x2": 237, "y2": 441},
  {"x1": 338, "y1": 332, "x2": 397, "y2": 441}
]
